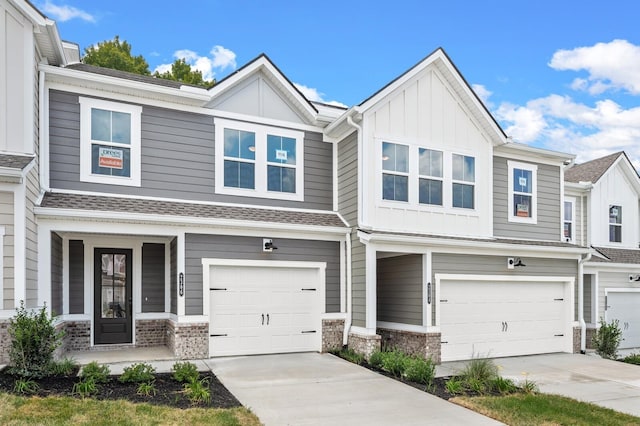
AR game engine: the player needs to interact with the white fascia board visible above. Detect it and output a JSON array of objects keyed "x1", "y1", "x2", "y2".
[
  {"x1": 494, "y1": 142, "x2": 574, "y2": 165},
  {"x1": 41, "y1": 64, "x2": 211, "y2": 103},
  {"x1": 357, "y1": 230, "x2": 588, "y2": 257},
  {"x1": 584, "y1": 262, "x2": 640, "y2": 271},
  {"x1": 324, "y1": 107, "x2": 361, "y2": 139},
  {"x1": 564, "y1": 181, "x2": 592, "y2": 192}
]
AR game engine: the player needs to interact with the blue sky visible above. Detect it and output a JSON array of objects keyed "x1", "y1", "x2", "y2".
[{"x1": 39, "y1": 0, "x2": 640, "y2": 165}]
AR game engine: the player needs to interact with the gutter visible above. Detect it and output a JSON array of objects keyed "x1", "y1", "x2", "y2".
[{"x1": 579, "y1": 251, "x2": 593, "y2": 353}]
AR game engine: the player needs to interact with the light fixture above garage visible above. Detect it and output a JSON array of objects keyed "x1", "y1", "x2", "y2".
[
  {"x1": 263, "y1": 238, "x2": 278, "y2": 252},
  {"x1": 507, "y1": 257, "x2": 526, "y2": 269},
  {"x1": 629, "y1": 274, "x2": 640, "y2": 282}
]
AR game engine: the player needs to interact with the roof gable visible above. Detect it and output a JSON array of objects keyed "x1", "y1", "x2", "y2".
[
  {"x1": 206, "y1": 54, "x2": 318, "y2": 125},
  {"x1": 564, "y1": 151, "x2": 622, "y2": 183}
]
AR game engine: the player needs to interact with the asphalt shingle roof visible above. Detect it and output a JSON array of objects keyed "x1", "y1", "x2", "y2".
[
  {"x1": 564, "y1": 151, "x2": 622, "y2": 183},
  {"x1": 0, "y1": 154, "x2": 34, "y2": 170},
  {"x1": 591, "y1": 246, "x2": 640, "y2": 264},
  {"x1": 65, "y1": 63, "x2": 203, "y2": 89},
  {"x1": 39, "y1": 192, "x2": 347, "y2": 228}
]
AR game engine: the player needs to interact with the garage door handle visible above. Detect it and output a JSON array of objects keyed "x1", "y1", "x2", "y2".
[
  {"x1": 554, "y1": 334, "x2": 564, "y2": 337},
  {"x1": 210, "y1": 334, "x2": 228, "y2": 337},
  {"x1": 301, "y1": 330, "x2": 316, "y2": 334},
  {"x1": 262, "y1": 314, "x2": 265, "y2": 325},
  {"x1": 554, "y1": 298, "x2": 564, "y2": 301},
  {"x1": 210, "y1": 288, "x2": 227, "y2": 291},
  {"x1": 301, "y1": 288, "x2": 317, "y2": 291},
  {"x1": 267, "y1": 314, "x2": 270, "y2": 325}
]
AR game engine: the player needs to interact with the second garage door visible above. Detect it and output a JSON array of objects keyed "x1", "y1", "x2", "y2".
[
  {"x1": 606, "y1": 290, "x2": 640, "y2": 349},
  {"x1": 207, "y1": 261, "x2": 324, "y2": 357},
  {"x1": 438, "y1": 275, "x2": 573, "y2": 361}
]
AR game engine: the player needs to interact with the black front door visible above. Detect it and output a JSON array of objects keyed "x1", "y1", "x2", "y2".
[{"x1": 94, "y1": 248, "x2": 132, "y2": 344}]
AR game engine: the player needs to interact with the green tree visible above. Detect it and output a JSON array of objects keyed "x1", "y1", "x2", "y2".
[
  {"x1": 154, "y1": 58, "x2": 215, "y2": 88},
  {"x1": 83, "y1": 35, "x2": 150, "y2": 75}
]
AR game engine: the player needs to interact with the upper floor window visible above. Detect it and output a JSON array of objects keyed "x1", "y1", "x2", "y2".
[
  {"x1": 214, "y1": 118, "x2": 304, "y2": 201},
  {"x1": 79, "y1": 97, "x2": 142, "y2": 187},
  {"x1": 507, "y1": 161, "x2": 537, "y2": 223},
  {"x1": 382, "y1": 142, "x2": 409, "y2": 202},
  {"x1": 418, "y1": 148, "x2": 443, "y2": 206},
  {"x1": 609, "y1": 205, "x2": 622, "y2": 243},
  {"x1": 564, "y1": 200, "x2": 574, "y2": 242},
  {"x1": 452, "y1": 154, "x2": 475, "y2": 209}
]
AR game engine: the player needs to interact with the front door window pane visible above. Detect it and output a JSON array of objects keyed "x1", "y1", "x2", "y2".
[{"x1": 101, "y1": 254, "x2": 127, "y2": 319}]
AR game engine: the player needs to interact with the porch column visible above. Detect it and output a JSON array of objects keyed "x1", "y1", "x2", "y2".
[
  {"x1": 365, "y1": 242, "x2": 377, "y2": 333},
  {"x1": 176, "y1": 232, "x2": 186, "y2": 317}
]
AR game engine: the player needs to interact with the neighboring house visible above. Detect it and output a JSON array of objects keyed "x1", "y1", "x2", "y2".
[
  {"x1": 565, "y1": 152, "x2": 640, "y2": 351},
  {"x1": 0, "y1": 0, "x2": 78, "y2": 362}
]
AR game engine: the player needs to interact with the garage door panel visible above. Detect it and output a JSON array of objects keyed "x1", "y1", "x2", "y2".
[{"x1": 607, "y1": 292, "x2": 640, "y2": 349}]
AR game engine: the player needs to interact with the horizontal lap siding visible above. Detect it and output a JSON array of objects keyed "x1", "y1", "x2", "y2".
[
  {"x1": 0, "y1": 191, "x2": 14, "y2": 310},
  {"x1": 50, "y1": 233, "x2": 62, "y2": 316},
  {"x1": 493, "y1": 157, "x2": 561, "y2": 240},
  {"x1": 338, "y1": 132, "x2": 358, "y2": 225},
  {"x1": 48, "y1": 91, "x2": 332, "y2": 210},
  {"x1": 185, "y1": 234, "x2": 340, "y2": 315},
  {"x1": 351, "y1": 236, "x2": 366, "y2": 327},
  {"x1": 377, "y1": 254, "x2": 422, "y2": 325},
  {"x1": 68, "y1": 240, "x2": 84, "y2": 314},
  {"x1": 142, "y1": 243, "x2": 165, "y2": 313}
]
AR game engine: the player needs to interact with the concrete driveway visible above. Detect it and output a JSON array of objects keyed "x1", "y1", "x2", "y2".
[
  {"x1": 206, "y1": 353, "x2": 502, "y2": 426},
  {"x1": 437, "y1": 353, "x2": 640, "y2": 417}
]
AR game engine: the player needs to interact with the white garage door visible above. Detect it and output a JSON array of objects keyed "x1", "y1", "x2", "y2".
[
  {"x1": 439, "y1": 276, "x2": 572, "y2": 362},
  {"x1": 208, "y1": 262, "x2": 323, "y2": 357},
  {"x1": 606, "y1": 291, "x2": 640, "y2": 349}
]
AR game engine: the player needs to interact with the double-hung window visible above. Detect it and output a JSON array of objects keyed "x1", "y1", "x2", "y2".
[
  {"x1": 214, "y1": 118, "x2": 304, "y2": 201},
  {"x1": 507, "y1": 161, "x2": 537, "y2": 223},
  {"x1": 564, "y1": 199, "x2": 574, "y2": 242},
  {"x1": 418, "y1": 148, "x2": 443, "y2": 206},
  {"x1": 79, "y1": 97, "x2": 142, "y2": 186},
  {"x1": 609, "y1": 205, "x2": 622, "y2": 243},
  {"x1": 382, "y1": 142, "x2": 409, "y2": 202},
  {"x1": 452, "y1": 154, "x2": 475, "y2": 209}
]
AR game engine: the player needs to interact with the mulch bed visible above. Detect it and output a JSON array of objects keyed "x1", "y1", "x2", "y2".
[{"x1": 0, "y1": 368, "x2": 241, "y2": 409}]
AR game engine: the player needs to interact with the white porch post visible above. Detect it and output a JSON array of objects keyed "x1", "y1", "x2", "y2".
[
  {"x1": 37, "y1": 224, "x2": 51, "y2": 311},
  {"x1": 177, "y1": 232, "x2": 186, "y2": 317},
  {"x1": 365, "y1": 242, "x2": 377, "y2": 333}
]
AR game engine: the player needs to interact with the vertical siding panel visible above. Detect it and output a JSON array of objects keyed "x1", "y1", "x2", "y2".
[
  {"x1": 142, "y1": 243, "x2": 165, "y2": 312},
  {"x1": 68, "y1": 240, "x2": 84, "y2": 314},
  {"x1": 50, "y1": 233, "x2": 62, "y2": 316},
  {"x1": 404, "y1": 81, "x2": 419, "y2": 140}
]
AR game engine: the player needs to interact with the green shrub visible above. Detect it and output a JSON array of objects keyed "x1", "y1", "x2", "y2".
[
  {"x1": 622, "y1": 353, "x2": 640, "y2": 365},
  {"x1": 592, "y1": 318, "x2": 622, "y2": 359},
  {"x1": 339, "y1": 348, "x2": 365, "y2": 365},
  {"x1": 368, "y1": 350, "x2": 384, "y2": 369},
  {"x1": 13, "y1": 378, "x2": 39, "y2": 395},
  {"x1": 380, "y1": 350, "x2": 407, "y2": 378},
  {"x1": 137, "y1": 380, "x2": 157, "y2": 396},
  {"x1": 172, "y1": 361, "x2": 199, "y2": 383},
  {"x1": 520, "y1": 377, "x2": 539, "y2": 394},
  {"x1": 445, "y1": 377, "x2": 464, "y2": 395},
  {"x1": 80, "y1": 361, "x2": 110, "y2": 384},
  {"x1": 459, "y1": 356, "x2": 498, "y2": 383},
  {"x1": 183, "y1": 377, "x2": 211, "y2": 404},
  {"x1": 403, "y1": 356, "x2": 436, "y2": 386},
  {"x1": 49, "y1": 357, "x2": 78, "y2": 376},
  {"x1": 8, "y1": 302, "x2": 64, "y2": 378},
  {"x1": 72, "y1": 378, "x2": 97, "y2": 398},
  {"x1": 119, "y1": 362, "x2": 156, "y2": 383},
  {"x1": 489, "y1": 376, "x2": 517, "y2": 395}
]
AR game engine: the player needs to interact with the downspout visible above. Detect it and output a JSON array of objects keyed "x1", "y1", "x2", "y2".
[{"x1": 579, "y1": 251, "x2": 592, "y2": 353}]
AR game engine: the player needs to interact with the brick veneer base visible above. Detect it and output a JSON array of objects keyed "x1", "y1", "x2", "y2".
[
  {"x1": 167, "y1": 321, "x2": 208, "y2": 359},
  {"x1": 573, "y1": 326, "x2": 581, "y2": 353},
  {"x1": 348, "y1": 332, "x2": 381, "y2": 360},
  {"x1": 136, "y1": 319, "x2": 167, "y2": 347},
  {"x1": 377, "y1": 328, "x2": 441, "y2": 364},
  {"x1": 59, "y1": 321, "x2": 91, "y2": 354},
  {"x1": 0, "y1": 320, "x2": 9, "y2": 364},
  {"x1": 322, "y1": 319, "x2": 345, "y2": 352},
  {"x1": 586, "y1": 327, "x2": 596, "y2": 350}
]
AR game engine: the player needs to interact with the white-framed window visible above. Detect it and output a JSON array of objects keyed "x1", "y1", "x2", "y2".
[
  {"x1": 609, "y1": 205, "x2": 622, "y2": 243},
  {"x1": 452, "y1": 153, "x2": 475, "y2": 209},
  {"x1": 214, "y1": 118, "x2": 304, "y2": 201},
  {"x1": 79, "y1": 97, "x2": 142, "y2": 187},
  {"x1": 507, "y1": 161, "x2": 537, "y2": 223},
  {"x1": 564, "y1": 199, "x2": 575, "y2": 242},
  {"x1": 382, "y1": 142, "x2": 409, "y2": 202},
  {"x1": 418, "y1": 148, "x2": 443, "y2": 206}
]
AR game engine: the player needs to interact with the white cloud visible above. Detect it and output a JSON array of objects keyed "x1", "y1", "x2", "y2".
[
  {"x1": 153, "y1": 46, "x2": 238, "y2": 82},
  {"x1": 496, "y1": 102, "x2": 547, "y2": 143},
  {"x1": 41, "y1": 1, "x2": 95, "y2": 23},
  {"x1": 294, "y1": 83, "x2": 347, "y2": 107},
  {"x1": 549, "y1": 39, "x2": 640, "y2": 95},
  {"x1": 472, "y1": 84, "x2": 493, "y2": 108}
]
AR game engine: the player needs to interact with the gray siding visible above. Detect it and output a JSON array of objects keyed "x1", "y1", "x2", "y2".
[
  {"x1": 432, "y1": 253, "x2": 578, "y2": 323},
  {"x1": 584, "y1": 274, "x2": 592, "y2": 323},
  {"x1": 185, "y1": 234, "x2": 340, "y2": 315},
  {"x1": 338, "y1": 132, "x2": 358, "y2": 225},
  {"x1": 68, "y1": 240, "x2": 84, "y2": 314},
  {"x1": 377, "y1": 254, "x2": 422, "y2": 325},
  {"x1": 493, "y1": 157, "x2": 561, "y2": 240},
  {"x1": 26, "y1": 46, "x2": 39, "y2": 308},
  {"x1": 170, "y1": 237, "x2": 177, "y2": 315},
  {"x1": 142, "y1": 243, "x2": 165, "y2": 312},
  {"x1": 48, "y1": 90, "x2": 333, "y2": 210},
  {"x1": 351, "y1": 234, "x2": 366, "y2": 327},
  {"x1": 0, "y1": 191, "x2": 14, "y2": 310},
  {"x1": 50, "y1": 233, "x2": 62, "y2": 316}
]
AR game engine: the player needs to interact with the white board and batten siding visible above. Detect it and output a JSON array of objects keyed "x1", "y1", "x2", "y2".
[
  {"x1": 204, "y1": 259, "x2": 325, "y2": 357},
  {"x1": 436, "y1": 275, "x2": 574, "y2": 362},
  {"x1": 362, "y1": 65, "x2": 493, "y2": 237}
]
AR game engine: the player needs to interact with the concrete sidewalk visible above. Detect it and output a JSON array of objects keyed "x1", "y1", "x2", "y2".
[{"x1": 205, "y1": 353, "x2": 502, "y2": 426}]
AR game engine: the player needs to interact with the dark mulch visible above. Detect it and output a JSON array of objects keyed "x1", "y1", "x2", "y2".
[
  {"x1": 361, "y1": 363, "x2": 455, "y2": 400},
  {"x1": 0, "y1": 368, "x2": 241, "y2": 409}
]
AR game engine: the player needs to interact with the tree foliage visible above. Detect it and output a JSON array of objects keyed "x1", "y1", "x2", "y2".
[
  {"x1": 83, "y1": 36, "x2": 150, "y2": 75},
  {"x1": 153, "y1": 58, "x2": 215, "y2": 88}
]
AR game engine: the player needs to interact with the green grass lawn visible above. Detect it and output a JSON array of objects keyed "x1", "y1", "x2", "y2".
[
  {"x1": 453, "y1": 393, "x2": 640, "y2": 426},
  {"x1": 0, "y1": 392, "x2": 261, "y2": 426}
]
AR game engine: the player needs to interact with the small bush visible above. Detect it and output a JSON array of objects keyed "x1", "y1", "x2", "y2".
[
  {"x1": 13, "y1": 378, "x2": 39, "y2": 395},
  {"x1": 184, "y1": 377, "x2": 211, "y2": 404},
  {"x1": 49, "y1": 357, "x2": 78, "y2": 376},
  {"x1": 340, "y1": 348, "x2": 365, "y2": 365},
  {"x1": 403, "y1": 356, "x2": 436, "y2": 386},
  {"x1": 445, "y1": 377, "x2": 464, "y2": 395},
  {"x1": 622, "y1": 353, "x2": 640, "y2": 365},
  {"x1": 8, "y1": 302, "x2": 64, "y2": 378},
  {"x1": 459, "y1": 355, "x2": 498, "y2": 383},
  {"x1": 119, "y1": 362, "x2": 156, "y2": 383},
  {"x1": 520, "y1": 377, "x2": 539, "y2": 394},
  {"x1": 489, "y1": 376, "x2": 517, "y2": 395},
  {"x1": 172, "y1": 361, "x2": 200, "y2": 383},
  {"x1": 72, "y1": 378, "x2": 97, "y2": 398},
  {"x1": 80, "y1": 361, "x2": 110, "y2": 384},
  {"x1": 368, "y1": 350, "x2": 384, "y2": 369},
  {"x1": 593, "y1": 318, "x2": 622, "y2": 360},
  {"x1": 137, "y1": 380, "x2": 157, "y2": 396},
  {"x1": 380, "y1": 350, "x2": 407, "y2": 378}
]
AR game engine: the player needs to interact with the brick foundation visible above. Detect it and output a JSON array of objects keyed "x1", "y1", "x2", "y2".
[
  {"x1": 347, "y1": 332, "x2": 381, "y2": 360},
  {"x1": 586, "y1": 327, "x2": 596, "y2": 350},
  {"x1": 0, "y1": 320, "x2": 9, "y2": 364},
  {"x1": 573, "y1": 326, "x2": 581, "y2": 353},
  {"x1": 322, "y1": 319, "x2": 345, "y2": 352},
  {"x1": 59, "y1": 321, "x2": 91, "y2": 354},
  {"x1": 167, "y1": 321, "x2": 208, "y2": 359},
  {"x1": 135, "y1": 320, "x2": 167, "y2": 347},
  {"x1": 377, "y1": 328, "x2": 441, "y2": 364}
]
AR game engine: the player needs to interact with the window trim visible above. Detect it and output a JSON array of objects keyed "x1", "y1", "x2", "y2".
[
  {"x1": 382, "y1": 142, "x2": 410, "y2": 202},
  {"x1": 507, "y1": 160, "x2": 537, "y2": 224},
  {"x1": 609, "y1": 204, "x2": 622, "y2": 243},
  {"x1": 451, "y1": 153, "x2": 475, "y2": 210},
  {"x1": 214, "y1": 118, "x2": 304, "y2": 201},
  {"x1": 79, "y1": 97, "x2": 142, "y2": 187},
  {"x1": 418, "y1": 147, "x2": 443, "y2": 206},
  {"x1": 563, "y1": 198, "x2": 576, "y2": 243}
]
